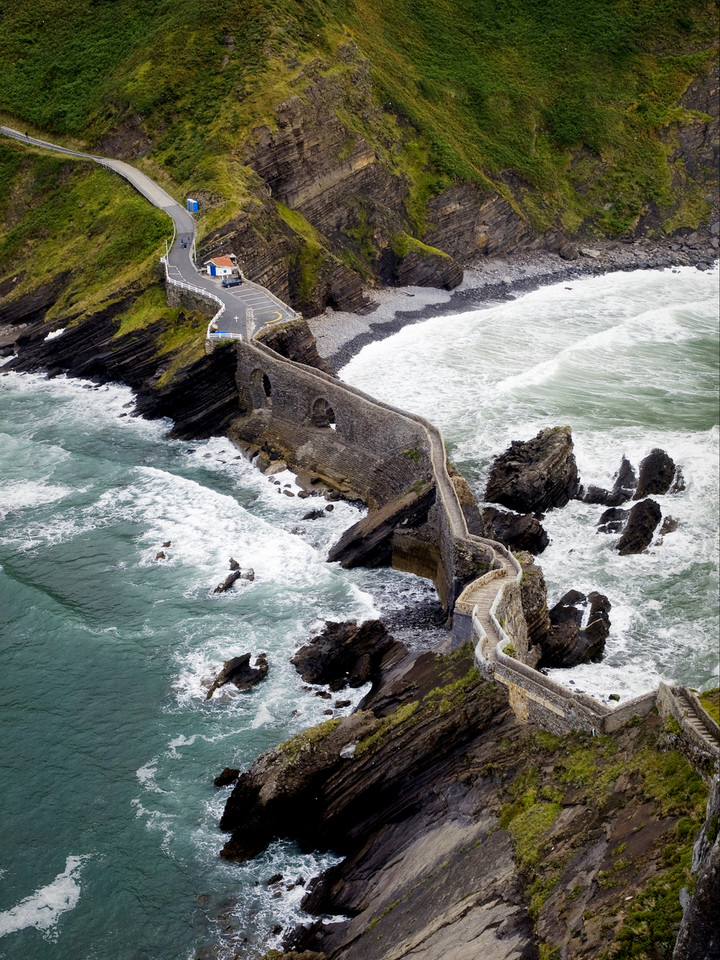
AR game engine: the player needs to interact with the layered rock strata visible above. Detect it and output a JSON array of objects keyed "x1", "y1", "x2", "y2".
[
  {"x1": 215, "y1": 646, "x2": 709, "y2": 960},
  {"x1": 484, "y1": 426, "x2": 580, "y2": 514}
]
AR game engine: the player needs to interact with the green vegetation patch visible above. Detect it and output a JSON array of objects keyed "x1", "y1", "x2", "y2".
[
  {"x1": 495, "y1": 719, "x2": 707, "y2": 956},
  {"x1": 609, "y1": 825, "x2": 698, "y2": 959},
  {"x1": 0, "y1": 142, "x2": 169, "y2": 317},
  {"x1": 390, "y1": 231, "x2": 450, "y2": 260},
  {"x1": 355, "y1": 701, "x2": 418, "y2": 756},
  {"x1": 278, "y1": 718, "x2": 343, "y2": 764},
  {"x1": 1, "y1": 0, "x2": 715, "y2": 240},
  {"x1": 698, "y1": 687, "x2": 720, "y2": 725}
]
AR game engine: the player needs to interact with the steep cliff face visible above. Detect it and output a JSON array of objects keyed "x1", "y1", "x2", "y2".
[
  {"x1": 215, "y1": 644, "x2": 709, "y2": 960},
  {"x1": 2, "y1": 281, "x2": 241, "y2": 440},
  {"x1": 198, "y1": 51, "x2": 525, "y2": 317}
]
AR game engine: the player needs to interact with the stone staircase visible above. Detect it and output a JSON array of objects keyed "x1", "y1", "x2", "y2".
[{"x1": 672, "y1": 688, "x2": 720, "y2": 754}]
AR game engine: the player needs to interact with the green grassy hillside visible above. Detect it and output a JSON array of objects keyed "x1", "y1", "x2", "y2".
[
  {"x1": 0, "y1": 141, "x2": 169, "y2": 315},
  {"x1": 1, "y1": 0, "x2": 716, "y2": 235}
]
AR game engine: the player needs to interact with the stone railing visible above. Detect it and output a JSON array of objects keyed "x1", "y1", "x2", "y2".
[
  {"x1": 466, "y1": 593, "x2": 716, "y2": 758},
  {"x1": 657, "y1": 682, "x2": 720, "y2": 763},
  {"x1": 241, "y1": 337, "x2": 498, "y2": 609}
]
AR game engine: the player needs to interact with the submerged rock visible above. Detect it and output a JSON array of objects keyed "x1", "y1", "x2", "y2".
[
  {"x1": 484, "y1": 426, "x2": 580, "y2": 514},
  {"x1": 214, "y1": 570, "x2": 243, "y2": 593},
  {"x1": 204, "y1": 653, "x2": 268, "y2": 699},
  {"x1": 616, "y1": 499, "x2": 662, "y2": 555},
  {"x1": 634, "y1": 448, "x2": 676, "y2": 499},
  {"x1": 597, "y1": 507, "x2": 630, "y2": 534},
  {"x1": 583, "y1": 456, "x2": 637, "y2": 506},
  {"x1": 660, "y1": 516, "x2": 679, "y2": 536},
  {"x1": 291, "y1": 620, "x2": 405, "y2": 692},
  {"x1": 538, "y1": 589, "x2": 612, "y2": 668}
]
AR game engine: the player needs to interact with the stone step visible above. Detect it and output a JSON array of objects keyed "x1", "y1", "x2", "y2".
[{"x1": 674, "y1": 694, "x2": 720, "y2": 746}]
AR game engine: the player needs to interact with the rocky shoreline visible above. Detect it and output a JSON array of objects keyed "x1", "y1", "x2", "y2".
[
  {"x1": 217, "y1": 636, "x2": 717, "y2": 960},
  {"x1": 308, "y1": 235, "x2": 719, "y2": 371}
]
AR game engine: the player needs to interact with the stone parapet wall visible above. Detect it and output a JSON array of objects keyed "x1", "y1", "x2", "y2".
[
  {"x1": 657, "y1": 682, "x2": 720, "y2": 766},
  {"x1": 234, "y1": 339, "x2": 430, "y2": 508},
  {"x1": 233, "y1": 337, "x2": 500, "y2": 607},
  {"x1": 603, "y1": 692, "x2": 657, "y2": 732},
  {"x1": 492, "y1": 642, "x2": 610, "y2": 734}
]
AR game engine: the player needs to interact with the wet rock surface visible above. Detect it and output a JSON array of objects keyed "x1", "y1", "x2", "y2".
[
  {"x1": 214, "y1": 767, "x2": 240, "y2": 788},
  {"x1": 475, "y1": 505, "x2": 549, "y2": 554},
  {"x1": 204, "y1": 653, "x2": 268, "y2": 699},
  {"x1": 634, "y1": 448, "x2": 677, "y2": 500},
  {"x1": 484, "y1": 426, "x2": 580, "y2": 514},
  {"x1": 221, "y1": 645, "x2": 708, "y2": 960},
  {"x1": 582, "y1": 456, "x2": 637, "y2": 506},
  {"x1": 616, "y1": 498, "x2": 662, "y2": 555},
  {"x1": 214, "y1": 570, "x2": 243, "y2": 593},
  {"x1": 291, "y1": 620, "x2": 406, "y2": 692},
  {"x1": 538, "y1": 589, "x2": 612, "y2": 668},
  {"x1": 597, "y1": 506, "x2": 630, "y2": 534}
]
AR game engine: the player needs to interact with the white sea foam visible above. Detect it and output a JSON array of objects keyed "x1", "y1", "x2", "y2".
[
  {"x1": 0, "y1": 480, "x2": 72, "y2": 520},
  {"x1": 0, "y1": 856, "x2": 89, "y2": 940},
  {"x1": 209, "y1": 839, "x2": 346, "y2": 960},
  {"x1": 343, "y1": 266, "x2": 719, "y2": 696},
  {"x1": 43, "y1": 327, "x2": 65, "y2": 341}
]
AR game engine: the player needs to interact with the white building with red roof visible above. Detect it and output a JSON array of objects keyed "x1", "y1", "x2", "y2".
[{"x1": 205, "y1": 255, "x2": 236, "y2": 278}]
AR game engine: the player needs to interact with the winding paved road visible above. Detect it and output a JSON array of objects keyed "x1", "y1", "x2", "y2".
[{"x1": 0, "y1": 125, "x2": 296, "y2": 336}]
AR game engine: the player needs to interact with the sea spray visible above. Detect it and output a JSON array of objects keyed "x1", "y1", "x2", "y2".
[{"x1": 341, "y1": 265, "x2": 720, "y2": 700}]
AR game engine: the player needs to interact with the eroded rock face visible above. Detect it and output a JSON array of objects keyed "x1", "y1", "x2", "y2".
[
  {"x1": 291, "y1": 620, "x2": 406, "y2": 692},
  {"x1": 517, "y1": 553, "x2": 552, "y2": 654},
  {"x1": 257, "y1": 318, "x2": 334, "y2": 375},
  {"x1": 204, "y1": 653, "x2": 268, "y2": 699},
  {"x1": 327, "y1": 484, "x2": 436, "y2": 570},
  {"x1": 673, "y1": 778, "x2": 720, "y2": 960},
  {"x1": 484, "y1": 426, "x2": 580, "y2": 514},
  {"x1": 476, "y1": 506, "x2": 549, "y2": 554},
  {"x1": 4, "y1": 282, "x2": 243, "y2": 441},
  {"x1": 634, "y1": 449, "x2": 676, "y2": 500},
  {"x1": 219, "y1": 648, "x2": 706, "y2": 960},
  {"x1": 616, "y1": 499, "x2": 662, "y2": 555},
  {"x1": 537, "y1": 589, "x2": 611, "y2": 668},
  {"x1": 583, "y1": 456, "x2": 637, "y2": 506}
]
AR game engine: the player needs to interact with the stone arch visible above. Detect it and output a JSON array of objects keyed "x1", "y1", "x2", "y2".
[
  {"x1": 310, "y1": 397, "x2": 337, "y2": 430},
  {"x1": 250, "y1": 368, "x2": 272, "y2": 408}
]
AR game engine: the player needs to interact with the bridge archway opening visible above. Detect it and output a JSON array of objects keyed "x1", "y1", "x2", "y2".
[
  {"x1": 250, "y1": 368, "x2": 272, "y2": 408},
  {"x1": 310, "y1": 397, "x2": 336, "y2": 430}
]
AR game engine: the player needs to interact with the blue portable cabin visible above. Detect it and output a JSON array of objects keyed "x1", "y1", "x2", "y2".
[{"x1": 186, "y1": 198, "x2": 199, "y2": 212}]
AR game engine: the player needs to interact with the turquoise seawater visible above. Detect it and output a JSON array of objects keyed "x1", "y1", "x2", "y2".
[
  {"x1": 0, "y1": 375, "x2": 436, "y2": 958},
  {"x1": 0, "y1": 264, "x2": 718, "y2": 958}
]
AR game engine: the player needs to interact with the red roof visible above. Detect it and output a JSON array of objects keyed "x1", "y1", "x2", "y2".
[{"x1": 207, "y1": 256, "x2": 235, "y2": 268}]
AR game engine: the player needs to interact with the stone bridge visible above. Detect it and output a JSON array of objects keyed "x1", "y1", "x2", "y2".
[
  {"x1": 229, "y1": 335, "x2": 519, "y2": 613},
  {"x1": 6, "y1": 124, "x2": 716, "y2": 768}
]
